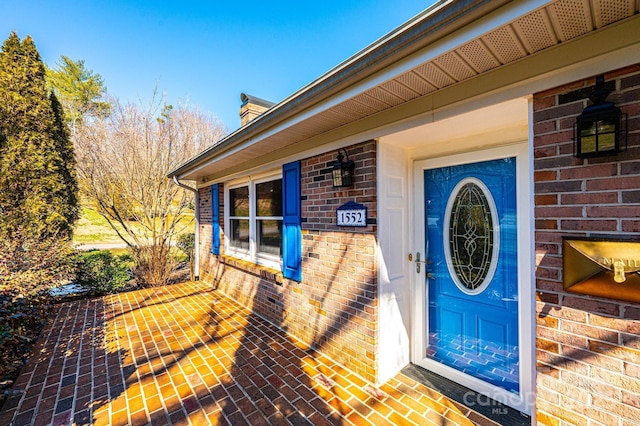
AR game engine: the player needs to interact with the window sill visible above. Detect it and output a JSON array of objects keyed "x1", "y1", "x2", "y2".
[{"x1": 220, "y1": 255, "x2": 284, "y2": 285}]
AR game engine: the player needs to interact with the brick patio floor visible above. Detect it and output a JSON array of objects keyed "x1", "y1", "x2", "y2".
[{"x1": 0, "y1": 281, "x2": 504, "y2": 425}]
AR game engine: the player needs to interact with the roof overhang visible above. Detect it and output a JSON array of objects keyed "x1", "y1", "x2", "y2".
[{"x1": 168, "y1": 0, "x2": 640, "y2": 185}]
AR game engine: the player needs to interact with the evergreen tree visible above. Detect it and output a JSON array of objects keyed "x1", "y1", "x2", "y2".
[
  {"x1": 0, "y1": 31, "x2": 79, "y2": 243},
  {"x1": 46, "y1": 55, "x2": 110, "y2": 132},
  {"x1": 0, "y1": 34, "x2": 80, "y2": 387}
]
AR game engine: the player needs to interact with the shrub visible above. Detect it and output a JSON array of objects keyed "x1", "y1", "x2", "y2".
[
  {"x1": 130, "y1": 244, "x2": 177, "y2": 287},
  {"x1": 176, "y1": 233, "x2": 195, "y2": 259},
  {"x1": 74, "y1": 250, "x2": 132, "y2": 294},
  {"x1": 176, "y1": 233, "x2": 195, "y2": 281}
]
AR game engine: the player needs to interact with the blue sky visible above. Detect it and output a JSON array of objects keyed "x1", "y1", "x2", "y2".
[{"x1": 2, "y1": 1, "x2": 434, "y2": 130}]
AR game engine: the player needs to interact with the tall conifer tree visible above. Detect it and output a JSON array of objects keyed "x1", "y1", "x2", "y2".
[
  {"x1": 0, "y1": 31, "x2": 79, "y2": 242},
  {"x1": 0, "y1": 34, "x2": 80, "y2": 386}
]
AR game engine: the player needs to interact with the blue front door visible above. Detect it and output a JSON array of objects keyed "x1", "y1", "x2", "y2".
[{"x1": 425, "y1": 157, "x2": 519, "y2": 393}]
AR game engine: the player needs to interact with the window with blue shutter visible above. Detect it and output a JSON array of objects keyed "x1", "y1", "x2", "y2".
[
  {"x1": 211, "y1": 184, "x2": 220, "y2": 255},
  {"x1": 282, "y1": 161, "x2": 302, "y2": 281}
]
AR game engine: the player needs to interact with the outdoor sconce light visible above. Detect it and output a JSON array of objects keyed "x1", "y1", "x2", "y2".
[
  {"x1": 332, "y1": 148, "x2": 355, "y2": 188},
  {"x1": 574, "y1": 75, "x2": 627, "y2": 159}
]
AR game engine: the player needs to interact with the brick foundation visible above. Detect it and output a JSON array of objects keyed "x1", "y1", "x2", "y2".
[{"x1": 534, "y1": 64, "x2": 640, "y2": 425}]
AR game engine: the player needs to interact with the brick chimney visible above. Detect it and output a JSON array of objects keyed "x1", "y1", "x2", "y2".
[{"x1": 240, "y1": 93, "x2": 274, "y2": 126}]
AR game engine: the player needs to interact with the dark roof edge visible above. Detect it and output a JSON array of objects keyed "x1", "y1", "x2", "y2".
[{"x1": 168, "y1": 0, "x2": 511, "y2": 179}]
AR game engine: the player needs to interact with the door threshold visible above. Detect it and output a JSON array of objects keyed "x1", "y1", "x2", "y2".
[{"x1": 401, "y1": 364, "x2": 531, "y2": 426}]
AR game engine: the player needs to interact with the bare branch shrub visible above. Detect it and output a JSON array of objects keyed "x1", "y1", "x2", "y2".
[{"x1": 75, "y1": 90, "x2": 226, "y2": 286}]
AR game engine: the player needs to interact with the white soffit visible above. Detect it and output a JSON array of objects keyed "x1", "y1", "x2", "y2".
[
  {"x1": 381, "y1": 98, "x2": 529, "y2": 152},
  {"x1": 301, "y1": 0, "x2": 637, "y2": 129}
]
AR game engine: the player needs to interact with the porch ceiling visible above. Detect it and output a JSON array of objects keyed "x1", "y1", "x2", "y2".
[{"x1": 172, "y1": 0, "x2": 640, "y2": 184}]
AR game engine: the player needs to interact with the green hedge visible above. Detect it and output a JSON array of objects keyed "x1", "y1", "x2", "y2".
[{"x1": 74, "y1": 250, "x2": 133, "y2": 294}]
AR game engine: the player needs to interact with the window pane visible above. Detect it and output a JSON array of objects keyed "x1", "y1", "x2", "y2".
[
  {"x1": 230, "y1": 219, "x2": 250, "y2": 250},
  {"x1": 230, "y1": 186, "x2": 249, "y2": 217},
  {"x1": 258, "y1": 219, "x2": 282, "y2": 256},
  {"x1": 256, "y1": 180, "x2": 282, "y2": 217}
]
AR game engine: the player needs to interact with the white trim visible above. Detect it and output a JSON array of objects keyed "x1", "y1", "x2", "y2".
[
  {"x1": 522, "y1": 96, "x2": 536, "y2": 422},
  {"x1": 225, "y1": 182, "x2": 251, "y2": 261},
  {"x1": 376, "y1": 141, "x2": 412, "y2": 384},
  {"x1": 226, "y1": 169, "x2": 281, "y2": 187},
  {"x1": 411, "y1": 142, "x2": 534, "y2": 415},
  {"x1": 224, "y1": 170, "x2": 284, "y2": 271}
]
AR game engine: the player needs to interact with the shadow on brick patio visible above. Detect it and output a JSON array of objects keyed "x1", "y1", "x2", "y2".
[{"x1": 0, "y1": 281, "x2": 506, "y2": 425}]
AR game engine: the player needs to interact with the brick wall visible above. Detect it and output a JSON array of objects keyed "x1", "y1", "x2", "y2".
[
  {"x1": 533, "y1": 64, "x2": 640, "y2": 425},
  {"x1": 198, "y1": 140, "x2": 379, "y2": 382}
]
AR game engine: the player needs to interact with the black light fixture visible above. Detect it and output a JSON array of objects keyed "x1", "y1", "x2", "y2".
[
  {"x1": 332, "y1": 148, "x2": 355, "y2": 188},
  {"x1": 574, "y1": 75, "x2": 627, "y2": 159}
]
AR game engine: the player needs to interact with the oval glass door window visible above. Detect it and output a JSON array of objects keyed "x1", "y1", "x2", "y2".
[{"x1": 444, "y1": 177, "x2": 499, "y2": 294}]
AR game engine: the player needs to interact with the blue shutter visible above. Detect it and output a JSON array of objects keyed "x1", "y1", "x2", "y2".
[
  {"x1": 211, "y1": 184, "x2": 220, "y2": 255},
  {"x1": 282, "y1": 161, "x2": 302, "y2": 281}
]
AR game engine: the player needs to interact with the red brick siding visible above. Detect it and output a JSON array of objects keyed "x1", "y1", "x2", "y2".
[
  {"x1": 301, "y1": 142, "x2": 377, "y2": 232},
  {"x1": 199, "y1": 141, "x2": 378, "y2": 382},
  {"x1": 534, "y1": 64, "x2": 640, "y2": 425},
  {"x1": 294, "y1": 140, "x2": 377, "y2": 379}
]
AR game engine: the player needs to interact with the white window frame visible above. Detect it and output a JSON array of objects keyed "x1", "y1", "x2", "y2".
[{"x1": 224, "y1": 170, "x2": 283, "y2": 270}]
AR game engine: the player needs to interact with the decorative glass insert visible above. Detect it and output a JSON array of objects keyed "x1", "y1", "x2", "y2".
[{"x1": 444, "y1": 178, "x2": 499, "y2": 293}]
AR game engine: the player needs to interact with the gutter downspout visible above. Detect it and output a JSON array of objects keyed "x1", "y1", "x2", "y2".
[{"x1": 172, "y1": 176, "x2": 199, "y2": 280}]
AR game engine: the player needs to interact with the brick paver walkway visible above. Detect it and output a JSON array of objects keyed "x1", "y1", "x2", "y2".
[{"x1": 0, "y1": 281, "x2": 503, "y2": 425}]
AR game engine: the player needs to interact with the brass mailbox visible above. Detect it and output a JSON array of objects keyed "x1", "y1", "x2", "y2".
[{"x1": 563, "y1": 237, "x2": 640, "y2": 303}]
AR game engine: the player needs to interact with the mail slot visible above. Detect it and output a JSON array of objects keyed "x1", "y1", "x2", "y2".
[{"x1": 563, "y1": 236, "x2": 640, "y2": 303}]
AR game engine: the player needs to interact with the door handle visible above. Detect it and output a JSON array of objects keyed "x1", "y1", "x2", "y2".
[{"x1": 411, "y1": 252, "x2": 430, "y2": 274}]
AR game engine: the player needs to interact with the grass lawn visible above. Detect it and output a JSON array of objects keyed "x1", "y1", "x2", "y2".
[
  {"x1": 73, "y1": 206, "x2": 195, "y2": 246},
  {"x1": 73, "y1": 207, "x2": 125, "y2": 244}
]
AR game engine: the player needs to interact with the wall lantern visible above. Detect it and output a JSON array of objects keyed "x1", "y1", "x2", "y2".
[
  {"x1": 332, "y1": 148, "x2": 355, "y2": 188},
  {"x1": 574, "y1": 75, "x2": 627, "y2": 159}
]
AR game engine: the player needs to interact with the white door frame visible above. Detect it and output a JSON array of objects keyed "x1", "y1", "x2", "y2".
[{"x1": 410, "y1": 142, "x2": 534, "y2": 415}]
